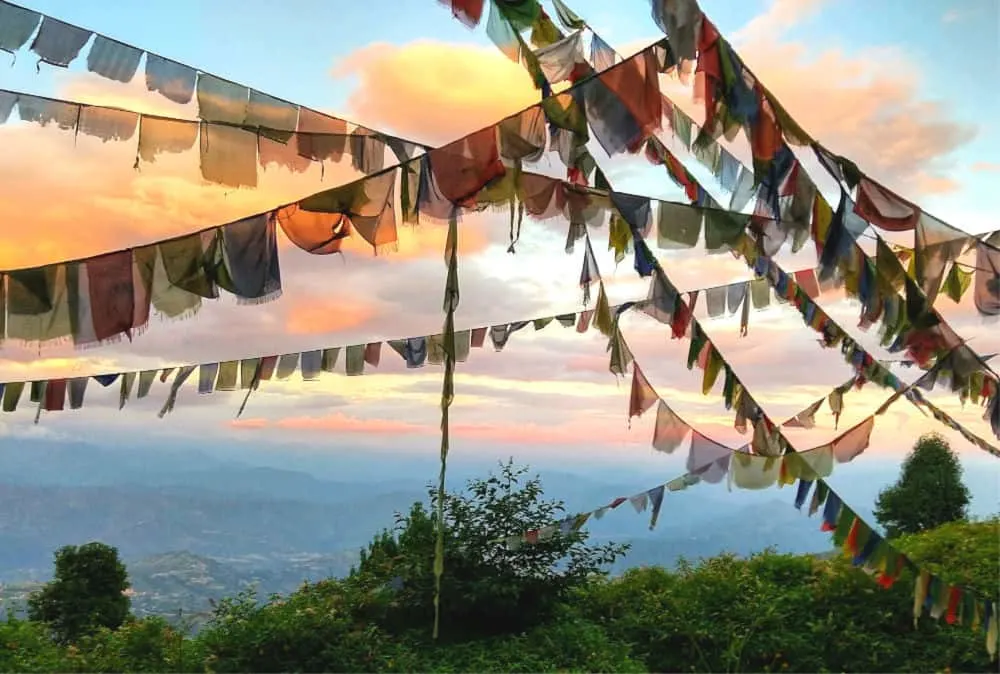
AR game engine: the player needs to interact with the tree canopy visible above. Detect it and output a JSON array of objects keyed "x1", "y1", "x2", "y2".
[
  {"x1": 874, "y1": 433, "x2": 971, "y2": 538},
  {"x1": 27, "y1": 542, "x2": 131, "y2": 644},
  {"x1": 350, "y1": 459, "x2": 627, "y2": 640}
]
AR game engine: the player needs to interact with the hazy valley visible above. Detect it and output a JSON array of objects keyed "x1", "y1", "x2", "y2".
[{"x1": 0, "y1": 437, "x2": 995, "y2": 625}]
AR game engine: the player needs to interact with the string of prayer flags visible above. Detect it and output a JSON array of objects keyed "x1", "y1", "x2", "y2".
[
  {"x1": 794, "y1": 478, "x2": 999, "y2": 659},
  {"x1": 649, "y1": 108, "x2": 995, "y2": 386},
  {"x1": 621, "y1": 324, "x2": 884, "y2": 473},
  {"x1": 0, "y1": 2, "x2": 427, "y2": 168},
  {"x1": 0, "y1": 89, "x2": 401, "y2": 189},
  {"x1": 507, "y1": 359, "x2": 882, "y2": 538},
  {"x1": 613, "y1": 209, "x2": 998, "y2": 456},
  {"x1": 657, "y1": 0, "x2": 999, "y2": 316},
  {"x1": 2, "y1": 295, "x2": 660, "y2": 422},
  {"x1": 744, "y1": 252, "x2": 1000, "y2": 451},
  {"x1": 0, "y1": 214, "x2": 283, "y2": 348},
  {"x1": 7, "y1": 68, "x2": 998, "y2": 424}
]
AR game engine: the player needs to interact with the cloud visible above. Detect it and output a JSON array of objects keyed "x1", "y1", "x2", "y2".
[
  {"x1": 972, "y1": 161, "x2": 1000, "y2": 173},
  {"x1": 717, "y1": 2, "x2": 977, "y2": 196},
  {"x1": 912, "y1": 172, "x2": 961, "y2": 195},
  {"x1": 334, "y1": 40, "x2": 539, "y2": 145},
  {"x1": 0, "y1": 123, "x2": 339, "y2": 270},
  {"x1": 941, "y1": 9, "x2": 962, "y2": 23},
  {"x1": 0, "y1": 14, "x2": 993, "y2": 469},
  {"x1": 232, "y1": 412, "x2": 426, "y2": 435},
  {"x1": 0, "y1": 71, "x2": 502, "y2": 272},
  {"x1": 733, "y1": 0, "x2": 829, "y2": 44},
  {"x1": 283, "y1": 295, "x2": 377, "y2": 336},
  {"x1": 55, "y1": 72, "x2": 195, "y2": 119},
  {"x1": 230, "y1": 410, "x2": 627, "y2": 446}
]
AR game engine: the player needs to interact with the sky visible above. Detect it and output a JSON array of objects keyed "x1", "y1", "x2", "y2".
[{"x1": 0, "y1": 0, "x2": 997, "y2": 512}]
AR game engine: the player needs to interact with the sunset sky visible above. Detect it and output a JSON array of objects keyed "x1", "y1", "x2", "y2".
[{"x1": 0, "y1": 0, "x2": 997, "y2": 504}]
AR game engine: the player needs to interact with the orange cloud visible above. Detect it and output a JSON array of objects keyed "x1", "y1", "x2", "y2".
[
  {"x1": 734, "y1": 0, "x2": 829, "y2": 45},
  {"x1": 728, "y1": 37, "x2": 975, "y2": 196},
  {"x1": 0, "y1": 71, "x2": 496, "y2": 272},
  {"x1": 232, "y1": 412, "x2": 426, "y2": 435},
  {"x1": 912, "y1": 172, "x2": 961, "y2": 195},
  {"x1": 972, "y1": 162, "x2": 1000, "y2": 173},
  {"x1": 0, "y1": 119, "x2": 343, "y2": 270},
  {"x1": 229, "y1": 412, "x2": 626, "y2": 446},
  {"x1": 55, "y1": 72, "x2": 195, "y2": 119},
  {"x1": 284, "y1": 296, "x2": 377, "y2": 336},
  {"x1": 335, "y1": 40, "x2": 539, "y2": 145},
  {"x1": 393, "y1": 214, "x2": 493, "y2": 257}
]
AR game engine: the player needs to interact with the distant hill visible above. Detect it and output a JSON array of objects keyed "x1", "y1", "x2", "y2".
[
  {"x1": 0, "y1": 548, "x2": 360, "y2": 626},
  {"x1": 0, "y1": 436, "x2": 992, "y2": 630},
  {"x1": 0, "y1": 482, "x2": 424, "y2": 577}
]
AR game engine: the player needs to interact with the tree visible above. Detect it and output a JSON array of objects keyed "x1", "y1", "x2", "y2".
[
  {"x1": 874, "y1": 433, "x2": 970, "y2": 538},
  {"x1": 28, "y1": 541, "x2": 132, "y2": 643},
  {"x1": 350, "y1": 459, "x2": 628, "y2": 641}
]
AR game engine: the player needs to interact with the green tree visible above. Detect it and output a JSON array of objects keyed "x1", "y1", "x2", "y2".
[
  {"x1": 351, "y1": 459, "x2": 627, "y2": 641},
  {"x1": 27, "y1": 541, "x2": 131, "y2": 644},
  {"x1": 874, "y1": 433, "x2": 970, "y2": 538}
]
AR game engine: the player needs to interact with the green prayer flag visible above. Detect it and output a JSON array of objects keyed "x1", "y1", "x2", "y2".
[
  {"x1": 656, "y1": 202, "x2": 702, "y2": 249},
  {"x1": 494, "y1": 0, "x2": 541, "y2": 30},
  {"x1": 704, "y1": 209, "x2": 749, "y2": 252},
  {"x1": 551, "y1": 0, "x2": 586, "y2": 30},
  {"x1": 529, "y1": 11, "x2": 561, "y2": 47},
  {"x1": 541, "y1": 93, "x2": 589, "y2": 138},
  {"x1": 671, "y1": 107, "x2": 692, "y2": 148},
  {"x1": 942, "y1": 263, "x2": 973, "y2": 303}
]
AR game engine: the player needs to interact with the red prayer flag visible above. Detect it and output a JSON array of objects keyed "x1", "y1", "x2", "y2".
[{"x1": 437, "y1": 0, "x2": 485, "y2": 28}]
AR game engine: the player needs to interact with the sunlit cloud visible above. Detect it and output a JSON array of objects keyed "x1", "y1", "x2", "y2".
[{"x1": 334, "y1": 40, "x2": 538, "y2": 145}]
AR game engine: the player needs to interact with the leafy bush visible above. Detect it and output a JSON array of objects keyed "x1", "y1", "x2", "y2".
[
  {"x1": 413, "y1": 611, "x2": 645, "y2": 673},
  {"x1": 71, "y1": 617, "x2": 197, "y2": 673},
  {"x1": 576, "y1": 525, "x2": 998, "y2": 673},
  {"x1": 894, "y1": 516, "x2": 1000, "y2": 595},
  {"x1": 195, "y1": 584, "x2": 414, "y2": 673},
  {"x1": 0, "y1": 618, "x2": 73, "y2": 673},
  {"x1": 350, "y1": 460, "x2": 627, "y2": 641}
]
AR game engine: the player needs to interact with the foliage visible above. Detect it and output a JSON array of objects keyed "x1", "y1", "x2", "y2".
[
  {"x1": 195, "y1": 584, "x2": 415, "y2": 673},
  {"x1": 71, "y1": 617, "x2": 198, "y2": 673},
  {"x1": 874, "y1": 433, "x2": 970, "y2": 538},
  {"x1": 0, "y1": 465, "x2": 996, "y2": 673},
  {"x1": 0, "y1": 618, "x2": 73, "y2": 672},
  {"x1": 578, "y1": 552, "x2": 820, "y2": 673},
  {"x1": 27, "y1": 542, "x2": 131, "y2": 644},
  {"x1": 412, "y1": 610, "x2": 645, "y2": 673},
  {"x1": 894, "y1": 516, "x2": 1000, "y2": 596},
  {"x1": 350, "y1": 459, "x2": 628, "y2": 640},
  {"x1": 578, "y1": 542, "x2": 996, "y2": 673}
]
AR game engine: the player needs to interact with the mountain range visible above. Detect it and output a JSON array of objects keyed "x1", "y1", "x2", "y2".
[{"x1": 0, "y1": 436, "x2": 994, "y2": 624}]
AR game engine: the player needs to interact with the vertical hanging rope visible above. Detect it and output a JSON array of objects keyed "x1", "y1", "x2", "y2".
[{"x1": 433, "y1": 210, "x2": 460, "y2": 641}]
